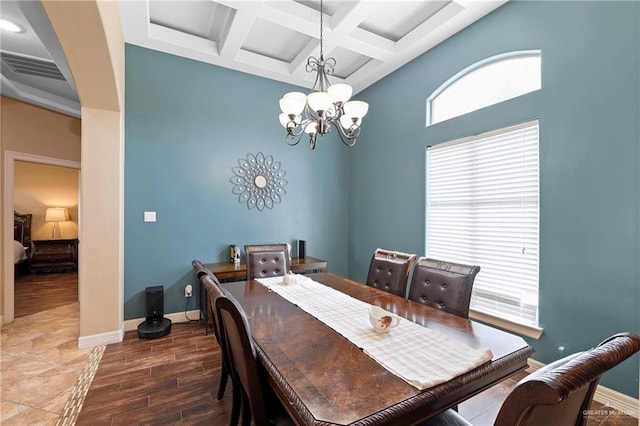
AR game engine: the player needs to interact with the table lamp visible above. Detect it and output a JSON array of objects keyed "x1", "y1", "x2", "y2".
[{"x1": 45, "y1": 207, "x2": 68, "y2": 239}]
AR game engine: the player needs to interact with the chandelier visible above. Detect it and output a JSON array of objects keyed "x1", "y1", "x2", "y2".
[{"x1": 278, "y1": 0, "x2": 369, "y2": 150}]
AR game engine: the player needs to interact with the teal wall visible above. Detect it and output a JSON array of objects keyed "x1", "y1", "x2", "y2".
[
  {"x1": 351, "y1": 1, "x2": 639, "y2": 396},
  {"x1": 124, "y1": 45, "x2": 349, "y2": 320},
  {"x1": 125, "y1": 1, "x2": 639, "y2": 397}
]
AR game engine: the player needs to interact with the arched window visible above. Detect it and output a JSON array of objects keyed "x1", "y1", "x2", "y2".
[{"x1": 427, "y1": 51, "x2": 541, "y2": 126}]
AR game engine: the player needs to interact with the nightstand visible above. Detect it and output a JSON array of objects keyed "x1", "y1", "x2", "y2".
[{"x1": 30, "y1": 238, "x2": 79, "y2": 273}]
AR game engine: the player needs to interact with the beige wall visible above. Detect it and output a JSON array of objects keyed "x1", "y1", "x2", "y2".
[
  {"x1": 1, "y1": 96, "x2": 81, "y2": 161},
  {"x1": 43, "y1": 0, "x2": 125, "y2": 345},
  {"x1": 1, "y1": 96, "x2": 81, "y2": 320},
  {"x1": 14, "y1": 161, "x2": 79, "y2": 240}
]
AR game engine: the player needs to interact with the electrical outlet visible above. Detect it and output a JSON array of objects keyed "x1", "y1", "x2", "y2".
[{"x1": 184, "y1": 284, "x2": 193, "y2": 298}]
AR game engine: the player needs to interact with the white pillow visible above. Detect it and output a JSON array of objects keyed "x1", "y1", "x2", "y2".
[{"x1": 13, "y1": 240, "x2": 27, "y2": 263}]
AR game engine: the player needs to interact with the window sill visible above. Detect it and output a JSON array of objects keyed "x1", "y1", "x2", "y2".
[{"x1": 469, "y1": 309, "x2": 543, "y2": 340}]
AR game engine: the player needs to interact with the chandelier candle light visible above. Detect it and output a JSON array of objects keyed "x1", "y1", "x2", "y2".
[{"x1": 278, "y1": 0, "x2": 369, "y2": 150}]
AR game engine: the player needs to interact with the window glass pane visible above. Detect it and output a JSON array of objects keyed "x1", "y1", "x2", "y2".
[
  {"x1": 429, "y1": 52, "x2": 541, "y2": 125},
  {"x1": 426, "y1": 121, "x2": 539, "y2": 327}
]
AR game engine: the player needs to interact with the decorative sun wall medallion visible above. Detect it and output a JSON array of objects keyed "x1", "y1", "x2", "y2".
[{"x1": 230, "y1": 152, "x2": 288, "y2": 211}]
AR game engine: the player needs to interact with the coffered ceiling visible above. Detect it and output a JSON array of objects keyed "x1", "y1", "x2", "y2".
[{"x1": 0, "y1": 0, "x2": 507, "y2": 118}]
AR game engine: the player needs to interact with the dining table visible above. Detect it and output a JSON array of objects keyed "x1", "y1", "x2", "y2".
[{"x1": 219, "y1": 272, "x2": 533, "y2": 426}]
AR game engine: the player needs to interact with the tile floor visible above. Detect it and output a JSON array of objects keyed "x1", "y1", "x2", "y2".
[
  {"x1": 1, "y1": 302, "x2": 638, "y2": 425},
  {"x1": 1, "y1": 303, "x2": 92, "y2": 425}
]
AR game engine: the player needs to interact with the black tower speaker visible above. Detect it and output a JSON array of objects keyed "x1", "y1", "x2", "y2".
[
  {"x1": 138, "y1": 285, "x2": 171, "y2": 339},
  {"x1": 298, "y1": 240, "x2": 306, "y2": 258}
]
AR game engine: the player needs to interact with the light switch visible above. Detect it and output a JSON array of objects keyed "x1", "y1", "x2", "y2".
[{"x1": 144, "y1": 211, "x2": 156, "y2": 222}]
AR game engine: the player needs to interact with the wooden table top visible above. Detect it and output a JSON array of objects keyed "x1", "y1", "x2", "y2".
[{"x1": 221, "y1": 272, "x2": 533, "y2": 426}]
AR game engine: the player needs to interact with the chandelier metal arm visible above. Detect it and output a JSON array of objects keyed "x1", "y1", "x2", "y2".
[
  {"x1": 278, "y1": 0, "x2": 367, "y2": 150},
  {"x1": 331, "y1": 120, "x2": 360, "y2": 147}
]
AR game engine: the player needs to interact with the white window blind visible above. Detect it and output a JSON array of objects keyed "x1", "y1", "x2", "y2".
[{"x1": 426, "y1": 121, "x2": 539, "y2": 327}]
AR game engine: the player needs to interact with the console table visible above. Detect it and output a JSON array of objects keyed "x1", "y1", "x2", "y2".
[
  {"x1": 30, "y1": 238, "x2": 79, "y2": 273},
  {"x1": 200, "y1": 257, "x2": 327, "y2": 333},
  {"x1": 203, "y1": 256, "x2": 327, "y2": 283}
]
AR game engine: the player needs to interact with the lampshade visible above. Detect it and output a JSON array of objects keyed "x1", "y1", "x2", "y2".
[
  {"x1": 328, "y1": 84, "x2": 353, "y2": 104},
  {"x1": 343, "y1": 100, "x2": 369, "y2": 119},
  {"x1": 340, "y1": 115, "x2": 361, "y2": 130},
  {"x1": 45, "y1": 207, "x2": 68, "y2": 222},
  {"x1": 279, "y1": 92, "x2": 306, "y2": 115},
  {"x1": 307, "y1": 92, "x2": 333, "y2": 113}
]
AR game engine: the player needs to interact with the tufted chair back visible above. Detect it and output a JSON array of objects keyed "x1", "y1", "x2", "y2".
[
  {"x1": 407, "y1": 257, "x2": 480, "y2": 318},
  {"x1": 244, "y1": 244, "x2": 290, "y2": 280},
  {"x1": 421, "y1": 333, "x2": 640, "y2": 426},
  {"x1": 494, "y1": 332, "x2": 640, "y2": 426},
  {"x1": 365, "y1": 249, "x2": 417, "y2": 297}
]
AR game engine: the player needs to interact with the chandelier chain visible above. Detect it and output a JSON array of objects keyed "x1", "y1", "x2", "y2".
[{"x1": 319, "y1": 0, "x2": 324, "y2": 58}]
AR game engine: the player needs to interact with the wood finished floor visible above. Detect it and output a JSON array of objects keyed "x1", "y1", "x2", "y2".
[
  {"x1": 75, "y1": 323, "x2": 638, "y2": 426},
  {"x1": 10, "y1": 272, "x2": 638, "y2": 425},
  {"x1": 14, "y1": 271, "x2": 78, "y2": 317}
]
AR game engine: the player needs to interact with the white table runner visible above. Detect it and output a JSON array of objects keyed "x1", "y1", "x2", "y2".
[{"x1": 257, "y1": 275, "x2": 493, "y2": 390}]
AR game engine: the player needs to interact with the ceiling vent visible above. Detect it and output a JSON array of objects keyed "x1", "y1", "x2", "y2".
[{"x1": 1, "y1": 51, "x2": 66, "y2": 81}]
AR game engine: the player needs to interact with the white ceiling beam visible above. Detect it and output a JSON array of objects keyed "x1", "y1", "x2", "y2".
[
  {"x1": 219, "y1": 8, "x2": 259, "y2": 57},
  {"x1": 322, "y1": 1, "x2": 376, "y2": 51},
  {"x1": 255, "y1": 1, "x2": 321, "y2": 39},
  {"x1": 149, "y1": 24, "x2": 220, "y2": 56},
  {"x1": 117, "y1": 0, "x2": 510, "y2": 98},
  {"x1": 342, "y1": 27, "x2": 395, "y2": 61}
]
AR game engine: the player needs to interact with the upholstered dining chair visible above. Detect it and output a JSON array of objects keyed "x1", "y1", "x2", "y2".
[
  {"x1": 365, "y1": 248, "x2": 417, "y2": 297},
  {"x1": 244, "y1": 244, "x2": 290, "y2": 280},
  {"x1": 215, "y1": 293, "x2": 293, "y2": 426},
  {"x1": 407, "y1": 257, "x2": 480, "y2": 319},
  {"x1": 420, "y1": 332, "x2": 640, "y2": 426},
  {"x1": 198, "y1": 273, "x2": 234, "y2": 405},
  {"x1": 191, "y1": 259, "x2": 210, "y2": 279}
]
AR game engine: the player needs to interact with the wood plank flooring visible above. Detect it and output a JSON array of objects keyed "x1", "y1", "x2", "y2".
[
  {"x1": 10, "y1": 273, "x2": 637, "y2": 425},
  {"x1": 75, "y1": 322, "x2": 638, "y2": 425},
  {"x1": 14, "y1": 271, "x2": 78, "y2": 317},
  {"x1": 75, "y1": 322, "x2": 234, "y2": 425}
]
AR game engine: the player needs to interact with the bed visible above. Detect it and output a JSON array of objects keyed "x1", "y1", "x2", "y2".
[{"x1": 14, "y1": 211, "x2": 32, "y2": 277}]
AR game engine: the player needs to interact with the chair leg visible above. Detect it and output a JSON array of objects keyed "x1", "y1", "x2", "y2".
[
  {"x1": 229, "y1": 382, "x2": 241, "y2": 426},
  {"x1": 217, "y1": 362, "x2": 229, "y2": 400},
  {"x1": 240, "y1": 390, "x2": 252, "y2": 426}
]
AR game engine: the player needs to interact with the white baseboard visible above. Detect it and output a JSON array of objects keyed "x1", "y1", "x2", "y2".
[
  {"x1": 76, "y1": 310, "x2": 201, "y2": 349},
  {"x1": 78, "y1": 324, "x2": 124, "y2": 349},
  {"x1": 123, "y1": 309, "x2": 201, "y2": 332},
  {"x1": 527, "y1": 359, "x2": 639, "y2": 418}
]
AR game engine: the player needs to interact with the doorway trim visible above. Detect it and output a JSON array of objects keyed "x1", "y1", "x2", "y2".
[{"x1": 3, "y1": 150, "x2": 81, "y2": 324}]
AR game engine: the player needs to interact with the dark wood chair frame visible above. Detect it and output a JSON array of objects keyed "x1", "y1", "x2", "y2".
[
  {"x1": 194, "y1": 265, "x2": 239, "y2": 412},
  {"x1": 215, "y1": 293, "x2": 291, "y2": 426}
]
